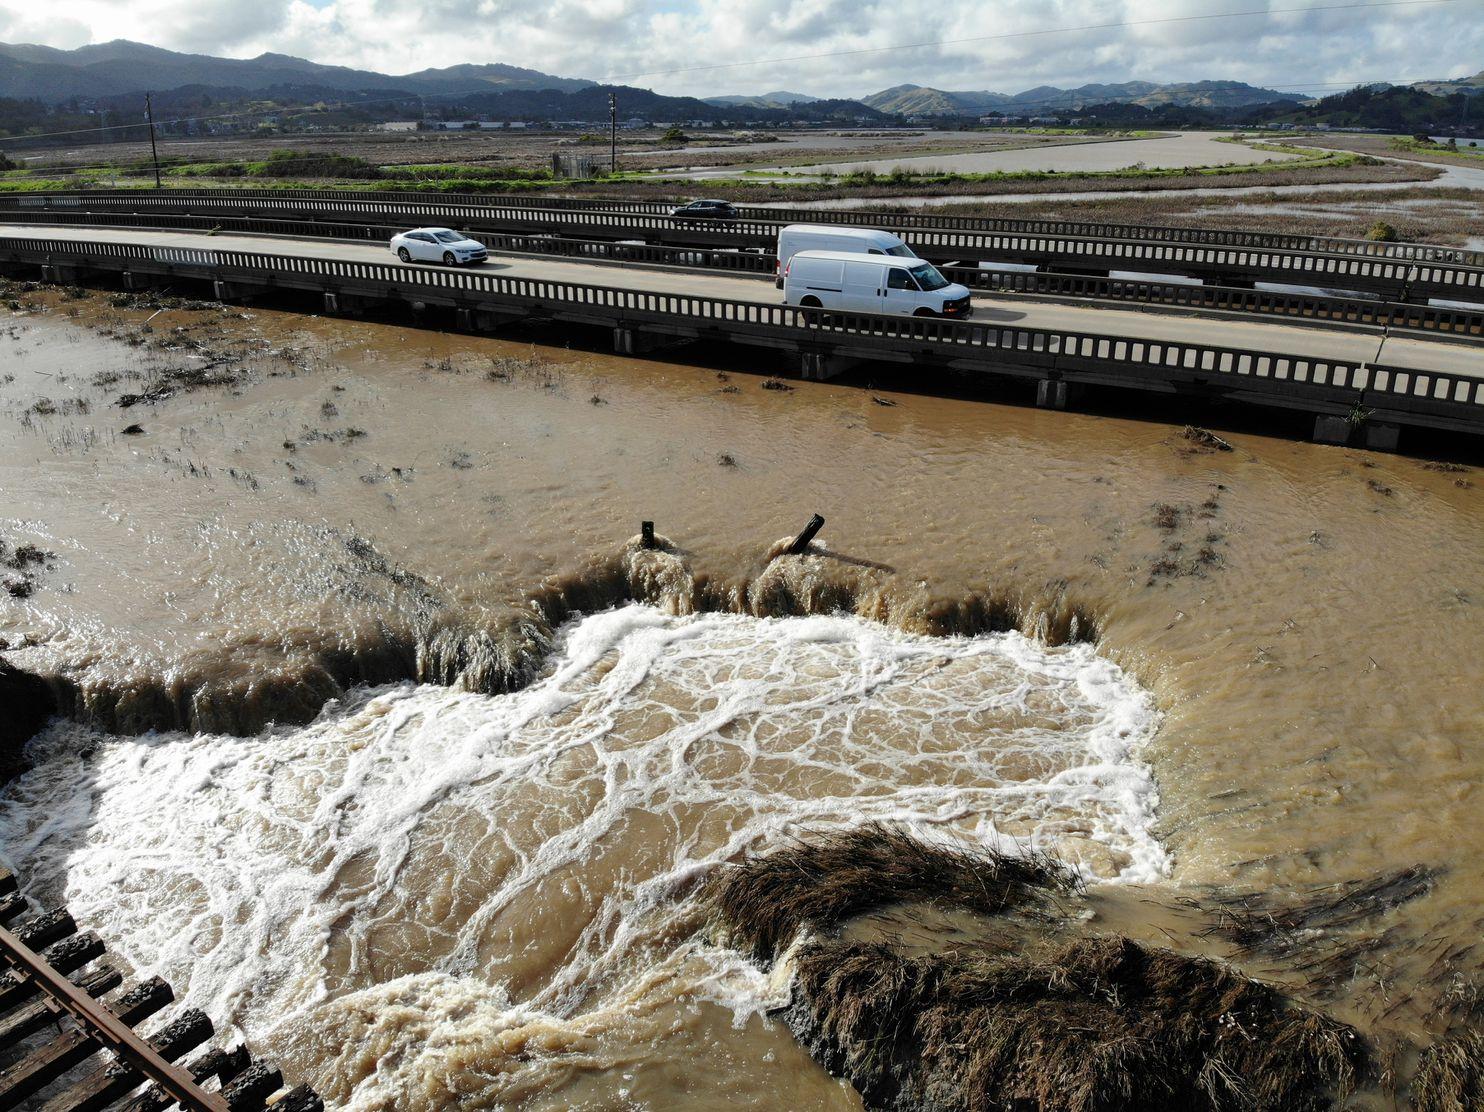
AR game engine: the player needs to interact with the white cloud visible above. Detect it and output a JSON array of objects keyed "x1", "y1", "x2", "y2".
[{"x1": 1, "y1": 0, "x2": 1480, "y2": 97}]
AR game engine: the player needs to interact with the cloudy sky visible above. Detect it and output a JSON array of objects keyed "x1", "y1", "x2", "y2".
[{"x1": 2, "y1": 0, "x2": 1481, "y2": 97}]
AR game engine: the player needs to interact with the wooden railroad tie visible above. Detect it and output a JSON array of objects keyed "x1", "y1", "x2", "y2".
[{"x1": 0, "y1": 868, "x2": 325, "y2": 1112}]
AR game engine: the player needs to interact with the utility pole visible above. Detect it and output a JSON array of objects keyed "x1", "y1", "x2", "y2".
[
  {"x1": 609, "y1": 92, "x2": 617, "y2": 176},
  {"x1": 144, "y1": 92, "x2": 161, "y2": 189}
]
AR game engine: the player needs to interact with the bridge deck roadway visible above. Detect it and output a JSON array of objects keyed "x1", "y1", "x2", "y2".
[{"x1": 4, "y1": 224, "x2": 1478, "y2": 383}]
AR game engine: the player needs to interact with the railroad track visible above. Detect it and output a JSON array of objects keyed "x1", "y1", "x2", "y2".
[{"x1": 0, "y1": 866, "x2": 322, "y2": 1112}]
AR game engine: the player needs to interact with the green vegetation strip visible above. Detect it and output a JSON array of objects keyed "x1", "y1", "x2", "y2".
[
  {"x1": 1389, "y1": 136, "x2": 1484, "y2": 163},
  {"x1": 729, "y1": 147, "x2": 1376, "y2": 187},
  {"x1": 0, "y1": 141, "x2": 1399, "y2": 196}
]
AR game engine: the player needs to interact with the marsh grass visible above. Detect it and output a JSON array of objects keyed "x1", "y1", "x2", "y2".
[
  {"x1": 704, "y1": 826, "x2": 1077, "y2": 966},
  {"x1": 1414, "y1": 1029, "x2": 1484, "y2": 1111},
  {"x1": 786, "y1": 937, "x2": 1365, "y2": 1112},
  {"x1": 707, "y1": 826, "x2": 1368, "y2": 1112}
]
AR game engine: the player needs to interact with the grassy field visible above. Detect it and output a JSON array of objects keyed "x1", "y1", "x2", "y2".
[
  {"x1": 0, "y1": 128, "x2": 1441, "y2": 201},
  {"x1": 1298, "y1": 132, "x2": 1484, "y2": 167}
]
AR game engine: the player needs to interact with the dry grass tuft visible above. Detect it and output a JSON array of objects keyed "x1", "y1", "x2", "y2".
[
  {"x1": 703, "y1": 825, "x2": 1076, "y2": 966},
  {"x1": 786, "y1": 934, "x2": 1366, "y2": 1112},
  {"x1": 1414, "y1": 1029, "x2": 1484, "y2": 1112},
  {"x1": 708, "y1": 827, "x2": 1368, "y2": 1112}
]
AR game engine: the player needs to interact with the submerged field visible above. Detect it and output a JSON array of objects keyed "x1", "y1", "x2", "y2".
[{"x1": 1, "y1": 277, "x2": 1482, "y2": 1108}]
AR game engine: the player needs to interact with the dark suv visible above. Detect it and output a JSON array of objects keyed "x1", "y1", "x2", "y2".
[{"x1": 670, "y1": 199, "x2": 738, "y2": 225}]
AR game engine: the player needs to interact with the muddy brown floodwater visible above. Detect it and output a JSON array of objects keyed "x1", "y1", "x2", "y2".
[{"x1": 0, "y1": 282, "x2": 1481, "y2": 1108}]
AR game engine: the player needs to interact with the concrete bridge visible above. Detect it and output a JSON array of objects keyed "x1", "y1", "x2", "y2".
[
  {"x1": 6, "y1": 191, "x2": 1483, "y2": 304},
  {"x1": 2, "y1": 224, "x2": 1480, "y2": 449}
]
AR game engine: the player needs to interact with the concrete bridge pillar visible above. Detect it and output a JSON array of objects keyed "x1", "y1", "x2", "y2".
[
  {"x1": 474, "y1": 309, "x2": 522, "y2": 332},
  {"x1": 1311, "y1": 416, "x2": 1398, "y2": 451},
  {"x1": 798, "y1": 352, "x2": 863, "y2": 381},
  {"x1": 455, "y1": 307, "x2": 526, "y2": 333},
  {"x1": 1036, "y1": 380, "x2": 1082, "y2": 410},
  {"x1": 40, "y1": 263, "x2": 81, "y2": 285},
  {"x1": 1362, "y1": 422, "x2": 1400, "y2": 451},
  {"x1": 323, "y1": 291, "x2": 369, "y2": 316},
  {"x1": 612, "y1": 327, "x2": 663, "y2": 355},
  {"x1": 1312, "y1": 415, "x2": 1351, "y2": 445},
  {"x1": 212, "y1": 279, "x2": 247, "y2": 303}
]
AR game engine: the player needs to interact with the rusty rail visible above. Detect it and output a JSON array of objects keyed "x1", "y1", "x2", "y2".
[
  {"x1": 0, "y1": 924, "x2": 227, "y2": 1110},
  {"x1": 0, "y1": 865, "x2": 322, "y2": 1111}
]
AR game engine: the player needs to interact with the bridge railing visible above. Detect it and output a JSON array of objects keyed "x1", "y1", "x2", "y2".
[
  {"x1": 943, "y1": 266, "x2": 1484, "y2": 338},
  {"x1": 6, "y1": 234, "x2": 1480, "y2": 422},
  {"x1": 7, "y1": 191, "x2": 1481, "y2": 297},
  {"x1": 4, "y1": 188, "x2": 1480, "y2": 268},
  {"x1": 4, "y1": 208, "x2": 1483, "y2": 337}
]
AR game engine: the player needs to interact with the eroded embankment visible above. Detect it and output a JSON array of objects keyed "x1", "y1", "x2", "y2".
[
  {"x1": 2, "y1": 532, "x2": 1098, "y2": 749},
  {"x1": 704, "y1": 827, "x2": 1484, "y2": 1112}
]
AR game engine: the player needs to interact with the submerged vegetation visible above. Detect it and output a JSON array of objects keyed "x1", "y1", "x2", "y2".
[
  {"x1": 706, "y1": 826, "x2": 1078, "y2": 965},
  {"x1": 1414, "y1": 1029, "x2": 1484, "y2": 1112},
  {"x1": 786, "y1": 936, "x2": 1364, "y2": 1112},
  {"x1": 706, "y1": 826, "x2": 1371, "y2": 1112}
]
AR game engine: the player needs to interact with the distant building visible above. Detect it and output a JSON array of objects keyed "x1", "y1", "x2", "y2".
[{"x1": 422, "y1": 119, "x2": 529, "y2": 131}]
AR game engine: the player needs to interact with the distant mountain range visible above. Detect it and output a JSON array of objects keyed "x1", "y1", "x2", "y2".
[
  {"x1": 452, "y1": 87, "x2": 886, "y2": 126},
  {"x1": 859, "y1": 80, "x2": 1310, "y2": 116},
  {"x1": 704, "y1": 91, "x2": 821, "y2": 108},
  {"x1": 1409, "y1": 69, "x2": 1484, "y2": 97},
  {"x1": 0, "y1": 39, "x2": 590, "y2": 102},
  {"x1": 1, "y1": 39, "x2": 1476, "y2": 128}
]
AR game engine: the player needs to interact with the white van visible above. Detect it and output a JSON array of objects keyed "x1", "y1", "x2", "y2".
[
  {"x1": 783, "y1": 251, "x2": 973, "y2": 319},
  {"x1": 775, "y1": 224, "x2": 916, "y2": 288}
]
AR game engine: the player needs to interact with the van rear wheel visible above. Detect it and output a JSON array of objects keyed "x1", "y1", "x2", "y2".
[{"x1": 800, "y1": 296, "x2": 822, "y2": 308}]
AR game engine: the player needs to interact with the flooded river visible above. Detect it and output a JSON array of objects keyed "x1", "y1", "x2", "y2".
[{"x1": 1, "y1": 285, "x2": 1481, "y2": 1106}]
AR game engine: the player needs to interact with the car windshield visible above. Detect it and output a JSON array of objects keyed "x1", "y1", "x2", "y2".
[
  {"x1": 432, "y1": 231, "x2": 463, "y2": 243},
  {"x1": 887, "y1": 245, "x2": 916, "y2": 257},
  {"x1": 909, "y1": 262, "x2": 949, "y2": 291}
]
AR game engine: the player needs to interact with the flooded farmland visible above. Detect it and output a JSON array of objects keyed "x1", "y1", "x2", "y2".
[{"x1": 2, "y1": 284, "x2": 1482, "y2": 1108}]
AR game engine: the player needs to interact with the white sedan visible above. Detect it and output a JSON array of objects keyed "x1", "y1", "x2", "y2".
[{"x1": 389, "y1": 227, "x2": 489, "y2": 266}]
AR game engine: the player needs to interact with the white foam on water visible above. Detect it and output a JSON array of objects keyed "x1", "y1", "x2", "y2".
[{"x1": 0, "y1": 604, "x2": 1165, "y2": 1107}]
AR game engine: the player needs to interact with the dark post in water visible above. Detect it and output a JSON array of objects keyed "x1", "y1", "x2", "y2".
[
  {"x1": 641, "y1": 521, "x2": 656, "y2": 549},
  {"x1": 787, "y1": 514, "x2": 825, "y2": 556}
]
